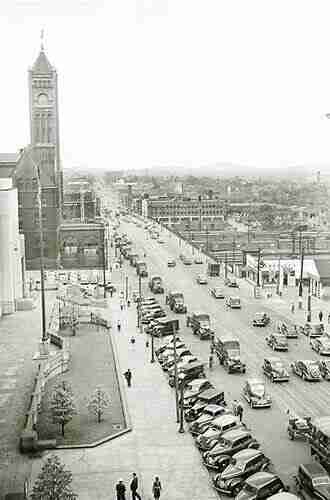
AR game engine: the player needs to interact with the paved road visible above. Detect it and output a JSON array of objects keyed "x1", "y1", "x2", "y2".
[{"x1": 117, "y1": 218, "x2": 330, "y2": 484}]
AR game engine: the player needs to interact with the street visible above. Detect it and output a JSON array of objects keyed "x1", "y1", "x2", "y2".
[{"x1": 117, "y1": 219, "x2": 330, "y2": 484}]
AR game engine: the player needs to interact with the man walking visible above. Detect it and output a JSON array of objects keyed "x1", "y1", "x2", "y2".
[
  {"x1": 116, "y1": 479, "x2": 126, "y2": 500},
  {"x1": 236, "y1": 402, "x2": 244, "y2": 423},
  {"x1": 130, "y1": 472, "x2": 142, "y2": 500},
  {"x1": 291, "y1": 302, "x2": 295, "y2": 314},
  {"x1": 319, "y1": 310, "x2": 323, "y2": 322},
  {"x1": 124, "y1": 369, "x2": 132, "y2": 387}
]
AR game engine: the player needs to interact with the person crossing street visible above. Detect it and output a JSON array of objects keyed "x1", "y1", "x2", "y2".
[{"x1": 130, "y1": 473, "x2": 142, "y2": 500}]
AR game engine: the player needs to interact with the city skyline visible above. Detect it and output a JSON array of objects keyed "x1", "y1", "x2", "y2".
[{"x1": 2, "y1": 0, "x2": 330, "y2": 172}]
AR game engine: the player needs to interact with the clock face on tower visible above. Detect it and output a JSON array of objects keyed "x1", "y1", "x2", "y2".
[{"x1": 37, "y1": 93, "x2": 49, "y2": 105}]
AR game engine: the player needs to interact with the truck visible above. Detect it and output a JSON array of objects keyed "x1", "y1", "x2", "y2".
[
  {"x1": 310, "y1": 416, "x2": 330, "y2": 471},
  {"x1": 166, "y1": 291, "x2": 187, "y2": 313},
  {"x1": 149, "y1": 276, "x2": 164, "y2": 294},
  {"x1": 207, "y1": 263, "x2": 221, "y2": 277},
  {"x1": 136, "y1": 261, "x2": 148, "y2": 277},
  {"x1": 186, "y1": 312, "x2": 214, "y2": 340},
  {"x1": 213, "y1": 336, "x2": 246, "y2": 373}
]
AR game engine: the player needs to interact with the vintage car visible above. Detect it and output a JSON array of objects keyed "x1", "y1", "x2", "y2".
[
  {"x1": 162, "y1": 350, "x2": 192, "y2": 371},
  {"x1": 225, "y1": 278, "x2": 239, "y2": 288},
  {"x1": 291, "y1": 360, "x2": 322, "y2": 381},
  {"x1": 287, "y1": 416, "x2": 312, "y2": 441},
  {"x1": 196, "y1": 274, "x2": 208, "y2": 285},
  {"x1": 203, "y1": 428, "x2": 260, "y2": 469},
  {"x1": 225, "y1": 296, "x2": 242, "y2": 309},
  {"x1": 236, "y1": 472, "x2": 287, "y2": 500},
  {"x1": 189, "y1": 404, "x2": 228, "y2": 436},
  {"x1": 155, "y1": 337, "x2": 183, "y2": 355},
  {"x1": 212, "y1": 449, "x2": 271, "y2": 496},
  {"x1": 194, "y1": 256, "x2": 203, "y2": 264},
  {"x1": 210, "y1": 287, "x2": 225, "y2": 299},
  {"x1": 263, "y1": 357, "x2": 290, "y2": 382},
  {"x1": 157, "y1": 342, "x2": 186, "y2": 361},
  {"x1": 184, "y1": 388, "x2": 226, "y2": 422},
  {"x1": 167, "y1": 259, "x2": 176, "y2": 267},
  {"x1": 318, "y1": 360, "x2": 330, "y2": 380},
  {"x1": 242, "y1": 379, "x2": 272, "y2": 408},
  {"x1": 266, "y1": 334, "x2": 289, "y2": 352},
  {"x1": 295, "y1": 462, "x2": 330, "y2": 500},
  {"x1": 167, "y1": 355, "x2": 198, "y2": 375},
  {"x1": 195, "y1": 414, "x2": 241, "y2": 451},
  {"x1": 301, "y1": 323, "x2": 325, "y2": 338},
  {"x1": 214, "y1": 336, "x2": 246, "y2": 374},
  {"x1": 181, "y1": 379, "x2": 213, "y2": 407},
  {"x1": 276, "y1": 321, "x2": 299, "y2": 339},
  {"x1": 170, "y1": 362, "x2": 206, "y2": 388},
  {"x1": 311, "y1": 337, "x2": 330, "y2": 356},
  {"x1": 253, "y1": 312, "x2": 271, "y2": 327}
]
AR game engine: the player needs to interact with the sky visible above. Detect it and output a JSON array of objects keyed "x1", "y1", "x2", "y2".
[{"x1": 2, "y1": 0, "x2": 330, "y2": 172}]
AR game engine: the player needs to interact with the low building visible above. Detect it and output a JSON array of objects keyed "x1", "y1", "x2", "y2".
[{"x1": 141, "y1": 196, "x2": 225, "y2": 229}]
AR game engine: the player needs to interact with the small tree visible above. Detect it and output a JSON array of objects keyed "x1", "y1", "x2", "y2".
[
  {"x1": 30, "y1": 454, "x2": 77, "y2": 500},
  {"x1": 50, "y1": 381, "x2": 76, "y2": 437},
  {"x1": 87, "y1": 386, "x2": 110, "y2": 423}
]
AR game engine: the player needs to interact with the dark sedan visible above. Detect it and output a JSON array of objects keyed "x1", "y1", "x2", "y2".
[
  {"x1": 291, "y1": 360, "x2": 322, "y2": 381},
  {"x1": 263, "y1": 357, "x2": 290, "y2": 382}
]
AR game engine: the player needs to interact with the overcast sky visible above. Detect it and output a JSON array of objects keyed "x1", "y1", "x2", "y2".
[{"x1": 2, "y1": 0, "x2": 330, "y2": 172}]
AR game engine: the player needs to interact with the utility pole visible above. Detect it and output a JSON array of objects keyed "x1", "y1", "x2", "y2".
[
  {"x1": 307, "y1": 277, "x2": 312, "y2": 321},
  {"x1": 298, "y1": 246, "x2": 304, "y2": 309},
  {"x1": 225, "y1": 253, "x2": 228, "y2": 279},
  {"x1": 257, "y1": 248, "x2": 261, "y2": 287},
  {"x1": 173, "y1": 322, "x2": 180, "y2": 423},
  {"x1": 138, "y1": 274, "x2": 143, "y2": 333},
  {"x1": 178, "y1": 380, "x2": 185, "y2": 433}
]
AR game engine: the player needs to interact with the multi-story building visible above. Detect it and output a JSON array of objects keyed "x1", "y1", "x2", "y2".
[
  {"x1": 62, "y1": 179, "x2": 101, "y2": 223},
  {"x1": 141, "y1": 196, "x2": 225, "y2": 229},
  {"x1": 0, "y1": 157, "x2": 26, "y2": 315},
  {"x1": 14, "y1": 45, "x2": 62, "y2": 269}
]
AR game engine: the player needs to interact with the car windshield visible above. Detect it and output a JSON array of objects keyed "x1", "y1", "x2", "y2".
[
  {"x1": 312, "y1": 476, "x2": 330, "y2": 486},
  {"x1": 243, "y1": 483, "x2": 258, "y2": 494},
  {"x1": 307, "y1": 361, "x2": 319, "y2": 369},
  {"x1": 255, "y1": 313, "x2": 265, "y2": 319},
  {"x1": 215, "y1": 288, "x2": 222, "y2": 293},
  {"x1": 272, "y1": 361, "x2": 284, "y2": 370},
  {"x1": 231, "y1": 298, "x2": 240, "y2": 305}
]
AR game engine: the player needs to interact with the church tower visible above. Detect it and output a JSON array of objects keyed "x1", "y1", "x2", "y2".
[{"x1": 14, "y1": 39, "x2": 63, "y2": 269}]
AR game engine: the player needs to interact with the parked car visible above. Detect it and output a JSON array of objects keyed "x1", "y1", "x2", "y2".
[
  {"x1": 311, "y1": 337, "x2": 330, "y2": 356},
  {"x1": 173, "y1": 362, "x2": 206, "y2": 388},
  {"x1": 185, "y1": 388, "x2": 226, "y2": 422},
  {"x1": 291, "y1": 360, "x2": 322, "y2": 381},
  {"x1": 155, "y1": 336, "x2": 183, "y2": 355},
  {"x1": 214, "y1": 336, "x2": 246, "y2": 374},
  {"x1": 189, "y1": 404, "x2": 228, "y2": 436},
  {"x1": 225, "y1": 278, "x2": 239, "y2": 288},
  {"x1": 182, "y1": 379, "x2": 213, "y2": 408},
  {"x1": 242, "y1": 379, "x2": 272, "y2": 408},
  {"x1": 253, "y1": 312, "x2": 271, "y2": 327},
  {"x1": 162, "y1": 350, "x2": 192, "y2": 371},
  {"x1": 263, "y1": 357, "x2": 290, "y2": 382},
  {"x1": 195, "y1": 414, "x2": 241, "y2": 452},
  {"x1": 186, "y1": 311, "x2": 214, "y2": 340},
  {"x1": 225, "y1": 296, "x2": 242, "y2": 309},
  {"x1": 197, "y1": 274, "x2": 208, "y2": 285},
  {"x1": 167, "y1": 356, "x2": 198, "y2": 375},
  {"x1": 318, "y1": 360, "x2": 330, "y2": 380},
  {"x1": 203, "y1": 428, "x2": 260, "y2": 469},
  {"x1": 295, "y1": 462, "x2": 330, "y2": 500},
  {"x1": 157, "y1": 342, "x2": 186, "y2": 361},
  {"x1": 210, "y1": 287, "x2": 225, "y2": 299},
  {"x1": 167, "y1": 260, "x2": 176, "y2": 267},
  {"x1": 194, "y1": 257, "x2": 203, "y2": 264},
  {"x1": 301, "y1": 323, "x2": 325, "y2": 338},
  {"x1": 212, "y1": 449, "x2": 271, "y2": 496},
  {"x1": 266, "y1": 334, "x2": 289, "y2": 352},
  {"x1": 183, "y1": 257, "x2": 193, "y2": 265},
  {"x1": 236, "y1": 472, "x2": 287, "y2": 500},
  {"x1": 152, "y1": 318, "x2": 180, "y2": 338},
  {"x1": 276, "y1": 321, "x2": 299, "y2": 339}
]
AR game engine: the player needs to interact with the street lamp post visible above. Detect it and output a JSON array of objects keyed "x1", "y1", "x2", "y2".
[
  {"x1": 178, "y1": 379, "x2": 185, "y2": 433},
  {"x1": 25, "y1": 148, "x2": 47, "y2": 348},
  {"x1": 307, "y1": 277, "x2": 312, "y2": 321},
  {"x1": 173, "y1": 322, "x2": 180, "y2": 423},
  {"x1": 298, "y1": 246, "x2": 305, "y2": 309},
  {"x1": 150, "y1": 332, "x2": 155, "y2": 363},
  {"x1": 102, "y1": 231, "x2": 107, "y2": 299}
]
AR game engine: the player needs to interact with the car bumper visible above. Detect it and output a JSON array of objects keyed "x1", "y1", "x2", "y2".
[
  {"x1": 320, "y1": 351, "x2": 330, "y2": 356},
  {"x1": 251, "y1": 400, "x2": 272, "y2": 408},
  {"x1": 274, "y1": 346, "x2": 289, "y2": 351},
  {"x1": 273, "y1": 375, "x2": 290, "y2": 382},
  {"x1": 305, "y1": 375, "x2": 322, "y2": 381}
]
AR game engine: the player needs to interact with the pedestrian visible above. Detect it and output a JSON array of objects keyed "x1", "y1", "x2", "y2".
[
  {"x1": 319, "y1": 311, "x2": 323, "y2": 323},
  {"x1": 291, "y1": 302, "x2": 295, "y2": 314},
  {"x1": 306, "y1": 311, "x2": 311, "y2": 323},
  {"x1": 120, "y1": 300, "x2": 124, "y2": 311},
  {"x1": 210, "y1": 345, "x2": 214, "y2": 355},
  {"x1": 130, "y1": 473, "x2": 141, "y2": 500},
  {"x1": 130, "y1": 336, "x2": 136, "y2": 345},
  {"x1": 236, "y1": 402, "x2": 244, "y2": 423},
  {"x1": 232, "y1": 400, "x2": 238, "y2": 416},
  {"x1": 328, "y1": 313, "x2": 330, "y2": 325},
  {"x1": 110, "y1": 288, "x2": 113, "y2": 298},
  {"x1": 116, "y1": 479, "x2": 126, "y2": 500},
  {"x1": 127, "y1": 299, "x2": 131, "y2": 308},
  {"x1": 152, "y1": 477, "x2": 162, "y2": 500},
  {"x1": 209, "y1": 354, "x2": 214, "y2": 369},
  {"x1": 124, "y1": 369, "x2": 132, "y2": 387},
  {"x1": 117, "y1": 319, "x2": 121, "y2": 332}
]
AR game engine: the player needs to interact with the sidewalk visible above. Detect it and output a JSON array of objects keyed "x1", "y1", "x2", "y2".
[
  {"x1": 28, "y1": 293, "x2": 218, "y2": 500},
  {"x1": 0, "y1": 291, "x2": 57, "y2": 500}
]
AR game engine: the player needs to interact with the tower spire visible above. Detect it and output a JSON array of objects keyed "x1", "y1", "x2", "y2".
[{"x1": 40, "y1": 28, "x2": 44, "y2": 51}]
